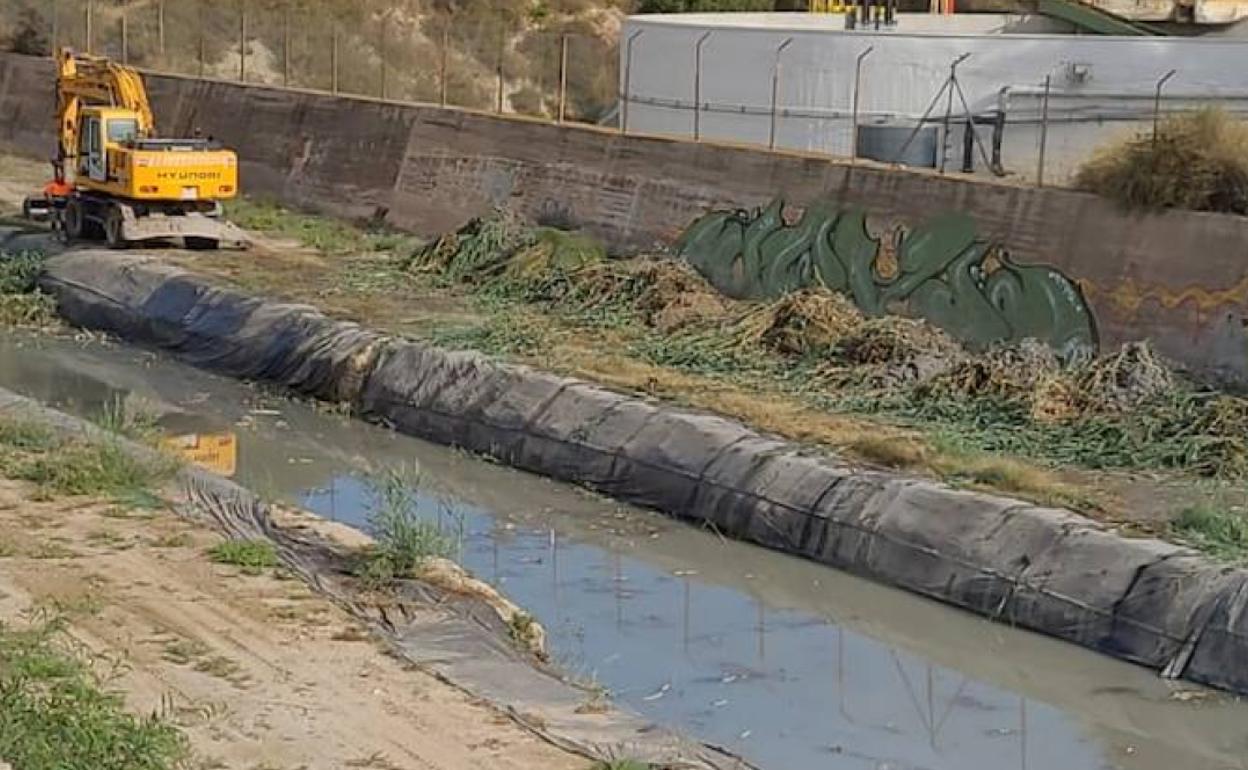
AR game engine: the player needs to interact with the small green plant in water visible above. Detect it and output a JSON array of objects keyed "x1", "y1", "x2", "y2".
[
  {"x1": 94, "y1": 395, "x2": 161, "y2": 443},
  {"x1": 208, "y1": 539, "x2": 279, "y2": 574},
  {"x1": 1171, "y1": 503, "x2": 1248, "y2": 563},
  {"x1": 508, "y1": 611, "x2": 536, "y2": 644},
  {"x1": 354, "y1": 467, "x2": 452, "y2": 589}
]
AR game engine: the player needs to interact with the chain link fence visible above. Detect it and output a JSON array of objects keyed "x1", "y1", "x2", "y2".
[
  {"x1": 0, "y1": 0, "x2": 620, "y2": 127},
  {"x1": 8, "y1": 3, "x2": 1248, "y2": 191}
]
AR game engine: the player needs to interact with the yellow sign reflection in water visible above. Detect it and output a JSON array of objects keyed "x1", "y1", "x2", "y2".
[{"x1": 162, "y1": 432, "x2": 238, "y2": 477}]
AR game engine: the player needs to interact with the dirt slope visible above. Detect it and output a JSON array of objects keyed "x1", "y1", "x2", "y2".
[{"x1": 0, "y1": 477, "x2": 585, "y2": 770}]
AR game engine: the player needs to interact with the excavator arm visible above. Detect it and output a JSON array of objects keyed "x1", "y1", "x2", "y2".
[{"x1": 55, "y1": 47, "x2": 156, "y2": 164}]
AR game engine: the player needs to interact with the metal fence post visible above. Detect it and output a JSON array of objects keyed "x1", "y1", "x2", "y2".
[
  {"x1": 283, "y1": 1, "x2": 291, "y2": 87},
  {"x1": 1153, "y1": 69, "x2": 1177, "y2": 146},
  {"x1": 693, "y1": 30, "x2": 712, "y2": 141},
  {"x1": 938, "y1": 52, "x2": 969, "y2": 174},
  {"x1": 239, "y1": 1, "x2": 247, "y2": 83},
  {"x1": 51, "y1": 0, "x2": 59, "y2": 57},
  {"x1": 768, "y1": 37, "x2": 795, "y2": 150},
  {"x1": 557, "y1": 34, "x2": 569, "y2": 124},
  {"x1": 158, "y1": 0, "x2": 165, "y2": 58},
  {"x1": 331, "y1": 21, "x2": 339, "y2": 94},
  {"x1": 1037, "y1": 74, "x2": 1051, "y2": 187},
  {"x1": 85, "y1": 0, "x2": 93, "y2": 54},
  {"x1": 439, "y1": 25, "x2": 449, "y2": 107},
  {"x1": 495, "y1": 23, "x2": 506, "y2": 113},
  {"x1": 849, "y1": 45, "x2": 874, "y2": 164},
  {"x1": 197, "y1": 4, "x2": 206, "y2": 77},
  {"x1": 380, "y1": 13, "x2": 388, "y2": 99},
  {"x1": 621, "y1": 29, "x2": 643, "y2": 133},
  {"x1": 120, "y1": 3, "x2": 128, "y2": 64}
]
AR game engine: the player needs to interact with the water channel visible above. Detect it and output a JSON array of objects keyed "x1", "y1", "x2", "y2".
[{"x1": 1, "y1": 330, "x2": 1246, "y2": 770}]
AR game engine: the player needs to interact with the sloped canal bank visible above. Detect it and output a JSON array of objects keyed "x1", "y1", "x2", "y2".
[{"x1": 2, "y1": 330, "x2": 1246, "y2": 770}]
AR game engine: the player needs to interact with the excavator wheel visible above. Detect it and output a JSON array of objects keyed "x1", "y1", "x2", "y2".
[
  {"x1": 62, "y1": 197, "x2": 85, "y2": 242},
  {"x1": 103, "y1": 205, "x2": 127, "y2": 249}
]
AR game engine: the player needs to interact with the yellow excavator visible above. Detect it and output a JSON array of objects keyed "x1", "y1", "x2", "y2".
[{"x1": 24, "y1": 48, "x2": 245, "y2": 249}]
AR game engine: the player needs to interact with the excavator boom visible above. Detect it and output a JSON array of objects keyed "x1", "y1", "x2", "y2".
[{"x1": 55, "y1": 47, "x2": 156, "y2": 165}]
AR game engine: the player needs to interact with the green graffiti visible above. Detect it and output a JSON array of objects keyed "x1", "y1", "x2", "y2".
[{"x1": 675, "y1": 199, "x2": 1097, "y2": 359}]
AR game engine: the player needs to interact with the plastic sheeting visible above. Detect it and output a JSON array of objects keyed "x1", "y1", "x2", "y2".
[{"x1": 40, "y1": 250, "x2": 1248, "y2": 696}]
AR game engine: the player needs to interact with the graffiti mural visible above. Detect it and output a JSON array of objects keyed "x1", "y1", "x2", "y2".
[{"x1": 675, "y1": 198, "x2": 1097, "y2": 359}]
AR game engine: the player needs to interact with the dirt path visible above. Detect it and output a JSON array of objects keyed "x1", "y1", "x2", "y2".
[{"x1": 0, "y1": 477, "x2": 586, "y2": 770}]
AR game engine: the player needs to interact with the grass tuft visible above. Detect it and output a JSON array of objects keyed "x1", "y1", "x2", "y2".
[
  {"x1": 1171, "y1": 503, "x2": 1248, "y2": 563},
  {"x1": 208, "y1": 539, "x2": 279, "y2": 574},
  {"x1": 0, "y1": 619, "x2": 186, "y2": 769},
  {"x1": 226, "y1": 198, "x2": 418, "y2": 256}
]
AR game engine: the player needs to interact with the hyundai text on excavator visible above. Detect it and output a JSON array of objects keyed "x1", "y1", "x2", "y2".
[{"x1": 24, "y1": 47, "x2": 246, "y2": 249}]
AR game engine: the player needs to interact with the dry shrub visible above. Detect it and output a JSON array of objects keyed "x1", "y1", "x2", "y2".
[
  {"x1": 822, "y1": 316, "x2": 966, "y2": 388},
  {"x1": 1074, "y1": 341, "x2": 1176, "y2": 413},
  {"x1": 838, "y1": 316, "x2": 963, "y2": 366},
  {"x1": 847, "y1": 434, "x2": 930, "y2": 470},
  {"x1": 729, "y1": 290, "x2": 864, "y2": 356},
  {"x1": 571, "y1": 258, "x2": 730, "y2": 332},
  {"x1": 924, "y1": 339, "x2": 1062, "y2": 405},
  {"x1": 924, "y1": 340, "x2": 1179, "y2": 423},
  {"x1": 1075, "y1": 108, "x2": 1248, "y2": 214}
]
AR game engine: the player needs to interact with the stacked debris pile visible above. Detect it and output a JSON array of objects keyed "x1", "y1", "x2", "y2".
[{"x1": 406, "y1": 210, "x2": 1248, "y2": 479}]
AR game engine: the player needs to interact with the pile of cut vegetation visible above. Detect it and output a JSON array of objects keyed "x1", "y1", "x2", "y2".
[
  {"x1": 405, "y1": 210, "x2": 608, "y2": 292},
  {"x1": 1075, "y1": 107, "x2": 1248, "y2": 214},
  {"x1": 407, "y1": 210, "x2": 1248, "y2": 479}
]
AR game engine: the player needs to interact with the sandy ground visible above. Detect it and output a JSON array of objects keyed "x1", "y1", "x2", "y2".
[{"x1": 0, "y1": 477, "x2": 586, "y2": 770}]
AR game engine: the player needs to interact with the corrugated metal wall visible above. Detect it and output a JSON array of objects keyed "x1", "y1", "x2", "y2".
[{"x1": 621, "y1": 14, "x2": 1248, "y2": 183}]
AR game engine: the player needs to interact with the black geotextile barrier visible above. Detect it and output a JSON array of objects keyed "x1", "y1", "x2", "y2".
[{"x1": 41, "y1": 251, "x2": 1248, "y2": 695}]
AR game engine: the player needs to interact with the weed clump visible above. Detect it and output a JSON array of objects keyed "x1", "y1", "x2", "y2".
[
  {"x1": 0, "y1": 619, "x2": 186, "y2": 769},
  {"x1": 353, "y1": 467, "x2": 452, "y2": 589},
  {"x1": 0, "y1": 416, "x2": 174, "y2": 501},
  {"x1": 1171, "y1": 503, "x2": 1248, "y2": 563},
  {"x1": 0, "y1": 249, "x2": 58, "y2": 328},
  {"x1": 1075, "y1": 108, "x2": 1248, "y2": 214},
  {"x1": 208, "y1": 539, "x2": 280, "y2": 574},
  {"x1": 225, "y1": 198, "x2": 416, "y2": 255}
]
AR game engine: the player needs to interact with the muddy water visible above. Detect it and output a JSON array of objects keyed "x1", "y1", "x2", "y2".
[{"x1": 1, "y1": 331, "x2": 1246, "y2": 770}]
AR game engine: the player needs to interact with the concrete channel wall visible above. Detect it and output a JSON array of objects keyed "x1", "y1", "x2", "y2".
[
  {"x1": 39, "y1": 250, "x2": 1248, "y2": 697},
  {"x1": 0, "y1": 53, "x2": 1247, "y2": 384}
]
